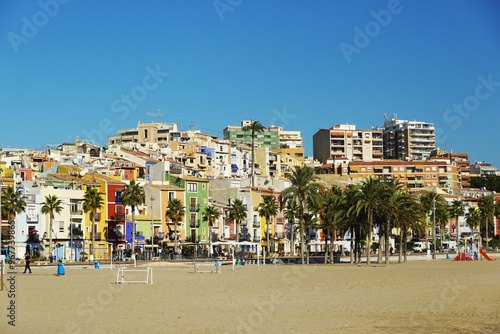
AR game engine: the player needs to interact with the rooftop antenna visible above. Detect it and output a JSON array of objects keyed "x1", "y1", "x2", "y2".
[
  {"x1": 384, "y1": 113, "x2": 387, "y2": 121},
  {"x1": 157, "y1": 109, "x2": 162, "y2": 123}
]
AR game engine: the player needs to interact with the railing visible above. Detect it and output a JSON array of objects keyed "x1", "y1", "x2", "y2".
[
  {"x1": 90, "y1": 213, "x2": 102, "y2": 221},
  {"x1": 26, "y1": 214, "x2": 39, "y2": 222},
  {"x1": 189, "y1": 205, "x2": 200, "y2": 212},
  {"x1": 253, "y1": 221, "x2": 260, "y2": 227},
  {"x1": 190, "y1": 220, "x2": 200, "y2": 228},
  {"x1": 114, "y1": 213, "x2": 126, "y2": 220}
]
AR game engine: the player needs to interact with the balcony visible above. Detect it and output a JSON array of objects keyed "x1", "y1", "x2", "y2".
[
  {"x1": 90, "y1": 232, "x2": 102, "y2": 241},
  {"x1": 113, "y1": 213, "x2": 126, "y2": 220},
  {"x1": 190, "y1": 219, "x2": 200, "y2": 228},
  {"x1": 189, "y1": 205, "x2": 200, "y2": 212},
  {"x1": 253, "y1": 221, "x2": 260, "y2": 227},
  {"x1": 26, "y1": 214, "x2": 39, "y2": 223},
  {"x1": 90, "y1": 212, "x2": 102, "y2": 221}
]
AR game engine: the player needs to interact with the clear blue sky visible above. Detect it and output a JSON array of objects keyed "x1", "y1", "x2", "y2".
[{"x1": 1, "y1": 0, "x2": 500, "y2": 167}]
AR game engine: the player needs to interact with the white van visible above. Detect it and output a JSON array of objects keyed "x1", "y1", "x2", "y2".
[
  {"x1": 442, "y1": 241, "x2": 457, "y2": 252},
  {"x1": 412, "y1": 241, "x2": 427, "y2": 253}
]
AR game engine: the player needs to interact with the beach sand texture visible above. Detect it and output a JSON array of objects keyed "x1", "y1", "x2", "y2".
[{"x1": 1, "y1": 260, "x2": 499, "y2": 334}]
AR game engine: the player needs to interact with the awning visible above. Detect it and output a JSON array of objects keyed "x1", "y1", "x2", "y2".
[{"x1": 231, "y1": 164, "x2": 239, "y2": 170}]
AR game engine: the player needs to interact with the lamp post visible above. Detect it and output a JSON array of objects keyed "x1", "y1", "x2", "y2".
[
  {"x1": 432, "y1": 197, "x2": 436, "y2": 260},
  {"x1": 150, "y1": 196, "x2": 156, "y2": 259}
]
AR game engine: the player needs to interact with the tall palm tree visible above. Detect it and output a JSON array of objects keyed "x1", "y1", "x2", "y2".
[
  {"x1": 352, "y1": 177, "x2": 384, "y2": 265},
  {"x1": 41, "y1": 195, "x2": 63, "y2": 262},
  {"x1": 317, "y1": 188, "x2": 345, "y2": 265},
  {"x1": 202, "y1": 205, "x2": 220, "y2": 247},
  {"x1": 435, "y1": 203, "x2": 450, "y2": 253},
  {"x1": 465, "y1": 207, "x2": 481, "y2": 240},
  {"x1": 1, "y1": 186, "x2": 26, "y2": 261},
  {"x1": 121, "y1": 180, "x2": 145, "y2": 254},
  {"x1": 283, "y1": 198, "x2": 298, "y2": 256},
  {"x1": 280, "y1": 166, "x2": 323, "y2": 264},
  {"x1": 301, "y1": 212, "x2": 319, "y2": 264},
  {"x1": 229, "y1": 199, "x2": 248, "y2": 242},
  {"x1": 166, "y1": 199, "x2": 185, "y2": 254},
  {"x1": 343, "y1": 185, "x2": 361, "y2": 264},
  {"x1": 380, "y1": 180, "x2": 404, "y2": 264},
  {"x1": 419, "y1": 191, "x2": 445, "y2": 254},
  {"x1": 83, "y1": 188, "x2": 104, "y2": 259},
  {"x1": 479, "y1": 195, "x2": 495, "y2": 249},
  {"x1": 242, "y1": 120, "x2": 264, "y2": 187},
  {"x1": 449, "y1": 199, "x2": 465, "y2": 242},
  {"x1": 258, "y1": 195, "x2": 278, "y2": 254},
  {"x1": 393, "y1": 192, "x2": 422, "y2": 263}
]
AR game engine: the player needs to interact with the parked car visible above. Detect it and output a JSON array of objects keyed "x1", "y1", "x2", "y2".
[{"x1": 412, "y1": 241, "x2": 427, "y2": 253}]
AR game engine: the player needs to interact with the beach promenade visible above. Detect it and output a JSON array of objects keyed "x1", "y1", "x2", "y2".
[{"x1": 1, "y1": 259, "x2": 499, "y2": 333}]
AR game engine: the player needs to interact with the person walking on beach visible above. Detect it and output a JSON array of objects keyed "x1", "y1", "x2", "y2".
[{"x1": 23, "y1": 253, "x2": 32, "y2": 273}]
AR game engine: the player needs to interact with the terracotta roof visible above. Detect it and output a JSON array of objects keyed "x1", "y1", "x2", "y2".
[
  {"x1": 350, "y1": 160, "x2": 449, "y2": 166},
  {"x1": 121, "y1": 149, "x2": 159, "y2": 163}
]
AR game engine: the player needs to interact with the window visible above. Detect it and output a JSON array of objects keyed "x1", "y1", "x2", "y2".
[
  {"x1": 361, "y1": 168, "x2": 366, "y2": 171},
  {"x1": 426, "y1": 167, "x2": 430, "y2": 171},
  {"x1": 168, "y1": 191, "x2": 175, "y2": 202},
  {"x1": 432, "y1": 167, "x2": 437, "y2": 171},
  {"x1": 188, "y1": 183, "x2": 197, "y2": 192},
  {"x1": 426, "y1": 175, "x2": 430, "y2": 179},
  {"x1": 202, "y1": 184, "x2": 206, "y2": 190},
  {"x1": 59, "y1": 221, "x2": 64, "y2": 233},
  {"x1": 367, "y1": 167, "x2": 372, "y2": 171}
]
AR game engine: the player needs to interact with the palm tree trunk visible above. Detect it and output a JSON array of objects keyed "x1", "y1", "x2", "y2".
[
  {"x1": 131, "y1": 208, "x2": 136, "y2": 256},
  {"x1": 49, "y1": 216, "x2": 53, "y2": 262},
  {"x1": 367, "y1": 211, "x2": 373, "y2": 265},
  {"x1": 290, "y1": 219, "x2": 294, "y2": 256},
  {"x1": 299, "y1": 203, "x2": 305, "y2": 265},
  {"x1": 92, "y1": 211, "x2": 96, "y2": 259},
  {"x1": 385, "y1": 218, "x2": 390, "y2": 264},
  {"x1": 174, "y1": 219, "x2": 178, "y2": 254},
  {"x1": 324, "y1": 229, "x2": 328, "y2": 264},
  {"x1": 330, "y1": 229, "x2": 335, "y2": 265},
  {"x1": 398, "y1": 228, "x2": 403, "y2": 263},
  {"x1": 349, "y1": 226, "x2": 354, "y2": 264},
  {"x1": 440, "y1": 224, "x2": 444, "y2": 253},
  {"x1": 486, "y1": 216, "x2": 489, "y2": 250},
  {"x1": 266, "y1": 218, "x2": 270, "y2": 254},
  {"x1": 377, "y1": 226, "x2": 383, "y2": 264},
  {"x1": 306, "y1": 234, "x2": 310, "y2": 265},
  {"x1": 404, "y1": 230, "x2": 408, "y2": 263}
]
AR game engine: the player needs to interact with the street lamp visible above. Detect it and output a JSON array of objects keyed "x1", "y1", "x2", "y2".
[{"x1": 432, "y1": 197, "x2": 436, "y2": 260}]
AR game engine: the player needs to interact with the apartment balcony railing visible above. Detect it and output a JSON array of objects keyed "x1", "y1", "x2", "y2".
[
  {"x1": 26, "y1": 214, "x2": 39, "y2": 223},
  {"x1": 114, "y1": 213, "x2": 126, "y2": 220},
  {"x1": 190, "y1": 219, "x2": 200, "y2": 228},
  {"x1": 27, "y1": 233, "x2": 40, "y2": 243},
  {"x1": 189, "y1": 205, "x2": 200, "y2": 212},
  {"x1": 71, "y1": 209, "x2": 84, "y2": 215},
  {"x1": 253, "y1": 221, "x2": 260, "y2": 227},
  {"x1": 90, "y1": 213, "x2": 102, "y2": 221}
]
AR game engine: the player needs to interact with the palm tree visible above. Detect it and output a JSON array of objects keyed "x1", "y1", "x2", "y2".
[
  {"x1": 1, "y1": 186, "x2": 26, "y2": 260},
  {"x1": 242, "y1": 120, "x2": 264, "y2": 187},
  {"x1": 41, "y1": 195, "x2": 63, "y2": 262},
  {"x1": 283, "y1": 198, "x2": 298, "y2": 256},
  {"x1": 301, "y1": 212, "x2": 319, "y2": 264},
  {"x1": 419, "y1": 191, "x2": 446, "y2": 254},
  {"x1": 435, "y1": 203, "x2": 450, "y2": 253},
  {"x1": 393, "y1": 192, "x2": 422, "y2": 263},
  {"x1": 479, "y1": 195, "x2": 495, "y2": 249},
  {"x1": 121, "y1": 180, "x2": 145, "y2": 254},
  {"x1": 465, "y1": 207, "x2": 481, "y2": 242},
  {"x1": 343, "y1": 185, "x2": 361, "y2": 264},
  {"x1": 202, "y1": 205, "x2": 220, "y2": 247},
  {"x1": 229, "y1": 199, "x2": 248, "y2": 242},
  {"x1": 83, "y1": 188, "x2": 104, "y2": 259},
  {"x1": 449, "y1": 199, "x2": 465, "y2": 242},
  {"x1": 166, "y1": 199, "x2": 185, "y2": 254},
  {"x1": 317, "y1": 187, "x2": 344, "y2": 264},
  {"x1": 280, "y1": 166, "x2": 323, "y2": 264},
  {"x1": 258, "y1": 195, "x2": 278, "y2": 254},
  {"x1": 352, "y1": 177, "x2": 384, "y2": 265}
]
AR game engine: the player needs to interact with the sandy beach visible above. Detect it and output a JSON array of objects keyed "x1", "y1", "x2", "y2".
[{"x1": 1, "y1": 258, "x2": 499, "y2": 334}]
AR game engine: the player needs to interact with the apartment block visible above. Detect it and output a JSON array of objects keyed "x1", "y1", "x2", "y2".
[
  {"x1": 108, "y1": 121, "x2": 180, "y2": 145},
  {"x1": 313, "y1": 123, "x2": 383, "y2": 164},
  {"x1": 381, "y1": 114, "x2": 435, "y2": 160},
  {"x1": 346, "y1": 160, "x2": 460, "y2": 193}
]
